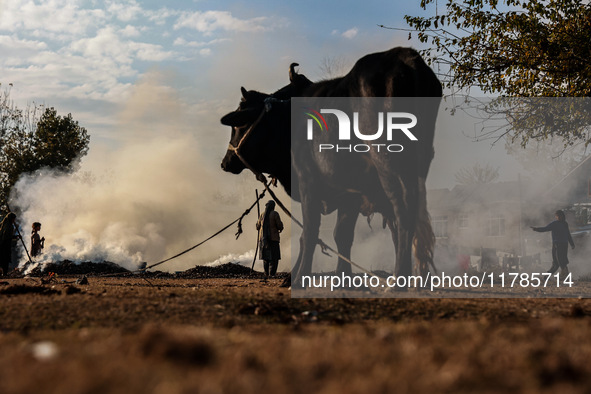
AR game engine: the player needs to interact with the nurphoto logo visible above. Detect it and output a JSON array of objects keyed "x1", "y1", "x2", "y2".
[{"x1": 305, "y1": 108, "x2": 418, "y2": 153}]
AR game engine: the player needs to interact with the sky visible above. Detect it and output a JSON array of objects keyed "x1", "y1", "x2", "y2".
[
  {"x1": 1, "y1": 0, "x2": 423, "y2": 139},
  {"x1": 0, "y1": 0, "x2": 524, "y2": 182},
  {"x1": 0, "y1": 0, "x2": 535, "y2": 271}
]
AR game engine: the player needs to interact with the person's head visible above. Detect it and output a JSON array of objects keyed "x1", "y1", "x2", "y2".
[
  {"x1": 32, "y1": 222, "x2": 41, "y2": 232},
  {"x1": 5, "y1": 212, "x2": 16, "y2": 224},
  {"x1": 265, "y1": 200, "x2": 276, "y2": 211},
  {"x1": 555, "y1": 210, "x2": 566, "y2": 221}
]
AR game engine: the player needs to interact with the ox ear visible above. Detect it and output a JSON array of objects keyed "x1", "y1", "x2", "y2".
[
  {"x1": 241, "y1": 86, "x2": 248, "y2": 99},
  {"x1": 220, "y1": 108, "x2": 259, "y2": 127}
]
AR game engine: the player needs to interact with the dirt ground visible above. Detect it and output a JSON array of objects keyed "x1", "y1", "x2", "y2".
[{"x1": 2, "y1": 269, "x2": 591, "y2": 394}]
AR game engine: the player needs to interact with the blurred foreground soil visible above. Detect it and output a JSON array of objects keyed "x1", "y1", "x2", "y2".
[{"x1": 1, "y1": 263, "x2": 591, "y2": 393}]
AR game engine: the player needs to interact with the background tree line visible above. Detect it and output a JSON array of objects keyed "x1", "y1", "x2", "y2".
[
  {"x1": 405, "y1": 0, "x2": 591, "y2": 98},
  {"x1": 0, "y1": 85, "x2": 90, "y2": 216},
  {"x1": 401, "y1": 0, "x2": 591, "y2": 180}
]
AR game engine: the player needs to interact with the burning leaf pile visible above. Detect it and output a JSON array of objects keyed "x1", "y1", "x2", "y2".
[
  {"x1": 177, "y1": 263, "x2": 269, "y2": 279},
  {"x1": 27, "y1": 261, "x2": 130, "y2": 276},
  {"x1": 163, "y1": 263, "x2": 289, "y2": 280},
  {"x1": 17, "y1": 261, "x2": 288, "y2": 280}
]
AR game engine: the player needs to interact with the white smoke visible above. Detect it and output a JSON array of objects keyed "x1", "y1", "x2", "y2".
[
  {"x1": 12, "y1": 71, "x2": 290, "y2": 273},
  {"x1": 205, "y1": 250, "x2": 255, "y2": 267}
]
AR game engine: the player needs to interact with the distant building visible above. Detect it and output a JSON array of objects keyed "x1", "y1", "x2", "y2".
[
  {"x1": 428, "y1": 156, "x2": 591, "y2": 271},
  {"x1": 428, "y1": 181, "x2": 530, "y2": 258},
  {"x1": 546, "y1": 155, "x2": 591, "y2": 226}
]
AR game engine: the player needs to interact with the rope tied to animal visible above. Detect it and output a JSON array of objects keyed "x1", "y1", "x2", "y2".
[
  {"x1": 20, "y1": 191, "x2": 266, "y2": 282},
  {"x1": 262, "y1": 170, "x2": 388, "y2": 285},
  {"x1": 139, "y1": 188, "x2": 267, "y2": 272},
  {"x1": 32, "y1": 113, "x2": 276, "y2": 280},
  {"x1": 227, "y1": 97, "x2": 284, "y2": 184},
  {"x1": 230, "y1": 100, "x2": 389, "y2": 284}
]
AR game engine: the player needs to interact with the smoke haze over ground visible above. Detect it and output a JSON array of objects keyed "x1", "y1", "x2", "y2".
[
  {"x1": 290, "y1": 99, "x2": 591, "y2": 280},
  {"x1": 12, "y1": 72, "x2": 291, "y2": 273},
  {"x1": 7, "y1": 60, "x2": 589, "y2": 278},
  {"x1": 0, "y1": 1, "x2": 417, "y2": 275}
]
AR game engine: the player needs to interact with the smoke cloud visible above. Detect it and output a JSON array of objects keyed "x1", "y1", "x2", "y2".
[
  {"x1": 289, "y1": 98, "x2": 591, "y2": 281},
  {"x1": 12, "y1": 71, "x2": 291, "y2": 273}
]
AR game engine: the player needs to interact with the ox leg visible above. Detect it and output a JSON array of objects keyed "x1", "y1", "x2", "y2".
[
  {"x1": 334, "y1": 196, "x2": 361, "y2": 276},
  {"x1": 372, "y1": 160, "x2": 418, "y2": 282},
  {"x1": 292, "y1": 236, "x2": 304, "y2": 278},
  {"x1": 415, "y1": 177, "x2": 436, "y2": 279},
  {"x1": 393, "y1": 176, "x2": 418, "y2": 279},
  {"x1": 386, "y1": 219, "x2": 399, "y2": 260},
  {"x1": 293, "y1": 194, "x2": 322, "y2": 287},
  {"x1": 283, "y1": 237, "x2": 304, "y2": 288},
  {"x1": 388, "y1": 217, "x2": 432, "y2": 282}
]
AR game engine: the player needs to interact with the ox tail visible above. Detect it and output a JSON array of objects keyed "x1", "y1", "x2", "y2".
[{"x1": 413, "y1": 178, "x2": 436, "y2": 277}]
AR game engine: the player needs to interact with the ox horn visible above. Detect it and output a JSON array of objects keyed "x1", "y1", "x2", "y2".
[
  {"x1": 241, "y1": 86, "x2": 248, "y2": 99},
  {"x1": 289, "y1": 63, "x2": 300, "y2": 82}
]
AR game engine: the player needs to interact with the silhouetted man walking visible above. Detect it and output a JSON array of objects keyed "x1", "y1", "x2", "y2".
[{"x1": 531, "y1": 210, "x2": 575, "y2": 275}]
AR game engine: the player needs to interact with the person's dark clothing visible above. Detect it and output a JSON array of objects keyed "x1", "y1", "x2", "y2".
[
  {"x1": 0, "y1": 213, "x2": 17, "y2": 275},
  {"x1": 31, "y1": 233, "x2": 43, "y2": 257},
  {"x1": 548, "y1": 243, "x2": 570, "y2": 274},
  {"x1": 0, "y1": 239, "x2": 11, "y2": 275},
  {"x1": 533, "y1": 220, "x2": 575, "y2": 246},
  {"x1": 257, "y1": 210, "x2": 283, "y2": 261},
  {"x1": 256, "y1": 208, "x2": 283, "y2": 277},
  {"x1": 533, "y1": 220, "x2": 574, "y2": 272},
  {"x1": 263, "y1": 255, "x2": 279, "y2": 277}
]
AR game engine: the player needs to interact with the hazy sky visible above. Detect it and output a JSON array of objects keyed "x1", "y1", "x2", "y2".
[
  {"x1": 0, "y1": 0, "x2": 522, "y2": 184},
  {"x1": 1, "y1": 1, "x2": 421, "y2": 138},
  {"x1": 0, "y1": 0, "x2": 531, "y2": 270}
]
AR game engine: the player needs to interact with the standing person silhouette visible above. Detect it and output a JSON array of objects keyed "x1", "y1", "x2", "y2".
[
  {"x1": 531, "y1": 210, "x2": 575, "y2": 275},
  {"x1": 0, "y1": 213, "x2": 19, "y2": 276},
  {"x1": 256, "y1": 200, "x2": 284, "y2": 279},
  {"x1": 31, "y1": 222, "x2": 45, "y2": 258}
]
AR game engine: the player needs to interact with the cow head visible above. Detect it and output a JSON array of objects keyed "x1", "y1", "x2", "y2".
[
  {"x1": 219, "y1": 63, "x2": 311, "y2": 186},
  {"x1": 220, "y1": 87, "x2": 262, "y2": 174},
  {"x1": 220, "y1": 87, "x2": 290, "y2": 179}
]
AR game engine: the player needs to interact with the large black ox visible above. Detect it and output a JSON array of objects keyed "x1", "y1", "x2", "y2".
[{"x1": 220, "y1": 47, "x2": 442, "y2": 284}]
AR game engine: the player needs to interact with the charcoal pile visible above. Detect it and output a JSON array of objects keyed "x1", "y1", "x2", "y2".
[
  {"x1": 137, "y1": 270, "x2": 175, "y2": 279},
  {"x1": 19, "y1": 260, "x2": 288, "y2": 279},
  {"x1": 130, "y1": 262, "x2": 288, "y2": 279},
  {"x1": 27, "y1": 260, "x2": 130, "y2": 277},
  {"x1": 177, "y1": 263, "x2": 267, "y2": 279}
]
